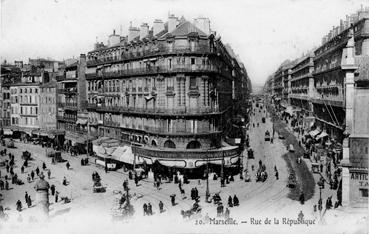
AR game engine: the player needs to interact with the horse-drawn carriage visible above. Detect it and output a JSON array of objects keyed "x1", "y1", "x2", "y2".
[
  {"x1": 181, "y1": 202, "x2": 202, "y2": 219},
  {"x1": 92, "y1": 172, "x2": 106, "y2": 193},
  {"x1": 22, "y1": 151, "x2": 32, "y2": 161},
  {"x1": 212, "y1": 193, "x2": 222, "y2": 205},
  {"x1": 256, "y1": 169, "x2": 268, "y2": 182},
  {"x1": 47, "y1": 151, "x2": 66, "y2": 163}
]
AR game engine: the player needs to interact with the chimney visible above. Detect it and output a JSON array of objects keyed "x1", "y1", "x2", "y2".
[
  {"x1": 168, "y1": 14, "x2": 178, "y2": 33},
  {"x1": 193, "y1": 17, "x2": 211, "y2": 35},
  {"x1": 128, "y1": 26, "x2": 140, "y2": 41},
  {"x1": 140, "y1": 23, "x2": 149, "y2": 39},
  {"x1": 153, "y1": 19, "x2": 164, "y2": 36},
  {"x1": 108, "y1": 30, "x2": 120, "y2": 46}
]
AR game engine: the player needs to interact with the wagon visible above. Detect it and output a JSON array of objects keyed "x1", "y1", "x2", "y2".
[{"x1": 287, "y1": 172, "x2": 296, "y2": 188}]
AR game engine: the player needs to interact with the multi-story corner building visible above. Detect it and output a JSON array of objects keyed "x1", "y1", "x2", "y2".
[
  {"x1": 56, "y1": 55, "x2": 89, "y2": 151},
  {"x1": 86, "y1": 16, "x2": 249, "y2": 173}
]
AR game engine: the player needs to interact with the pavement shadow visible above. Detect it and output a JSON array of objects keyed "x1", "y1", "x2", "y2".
[{"x1": 50, "y1": 207, "x2": 71, "y2": 218}]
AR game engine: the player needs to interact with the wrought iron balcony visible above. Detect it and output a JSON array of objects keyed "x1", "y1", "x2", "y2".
[{"x1": 87, "y1": 45, "x2": 215, "y2": 67}]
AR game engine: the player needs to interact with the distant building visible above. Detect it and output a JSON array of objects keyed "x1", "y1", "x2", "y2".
[
  {"x1": 264, "y1": 7, "x2": 369, "y2": 208},
  {"x1": 39, "y1": 81, "x2": 57, "y2": 131},
  {"x1": 56, "y1": 54, "x2": 90, "y2": 152}
]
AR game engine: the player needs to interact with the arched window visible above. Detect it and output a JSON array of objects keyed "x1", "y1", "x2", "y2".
[
  {"x1": 164, "y1": 140, "x2": 176, "y2": 148},
  {"x1": 151, "y1": 140, "x2": 157, "y2": 147},
  {"x1": 186, "y1": 140, "x2": 201, "y2": 149}
]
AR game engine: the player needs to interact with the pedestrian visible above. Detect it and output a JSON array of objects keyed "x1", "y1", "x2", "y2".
[
  {"x1": 170, "y1": 194, "x2": 176, "y2": 206},
  {"x1": 5, "y1": 180, "x2": 9, "y2": 190},
  {"x1": 25, "y1": 192, "x2": 28, "y2": 204},
  {"x1": 62, "y1": 177, "x2": 67, "y2": 186},
  {"x1": 104, "y1": 164, "x2": 108, "y2": 173},
  {"x1": 0, "y1": 180, "x2": 4, "y2": 190},
  {"x1": 16, "y1": 200, "x2": 22, "y2": 212},
  {"x1": 134, "y1": 175, "x2": 138, "y2": 186},
  {"x1": 299, "y1": 192, "x2": 305, "y2": 205},
  {"x1": 0, "y1": 205, "x2": 5, "y2": 220},
  {"x1": 123, "y1": 180, "x2": 128, "y2": 191},
  {"x1": 50, "y1": 184, "x2": 56, "y2": 196},
  {"x1": 55, "y1": 191, "x2": 59, "y2": 203},
  {"x1": 42, "y1": 162, "x2": 47, "y2": 171},
  {"x1": 228, "y1": 196, "x2": 233, "y2": 207},
  {"x1": 143, "y1": 203, "x2": 147, "y2": 216},
  {"x1": 35, "y1": 167, "x2": 40, "y2": 176},
  {"x1": 233, "y1": 195, "x2": 239, "y2": 206},
  {"x1": 21, "y1": 166, "x2": 24, "y2": 174},
  {"x1": 225, "y1": 207, "x2": 230, "y2": 219},
  {"x1": 320, "y1": 164, "x2": 323, "y2": 173},
  {"x1": 66, "y1": 162, "x2": 70, "y2": 170},
  {"x1": 147, "y1": 203, "x2": 152, "y2": 215},
  {"x1": 27, "y1": 196, "x2": 32, "y2": 208},
  {"x1": 194, "y1": 187, "x2": 199, "y2": 199},
  {"x1": 180, "y1": 187, "x2": 185, "y2": 199},
  {"x1": 275, "y1": 170, "x2": 279, "y2": 180},
  {"x1": 159, "y1": 201, "x2": 164, "y2": 213},
  {"x1": 81, "y1": 159, "x2": 84, "y2": 166},
  {"x1": 47, "y1": 170, "x2": 51, "y2": 179},
  {"x1": 27, "y1": 174, "x2": 31, "y2": 183}
]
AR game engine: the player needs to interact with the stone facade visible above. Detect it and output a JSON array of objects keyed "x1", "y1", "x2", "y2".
[{"x1": 85, "y1": 16, "x2": 250, "y2": 167}]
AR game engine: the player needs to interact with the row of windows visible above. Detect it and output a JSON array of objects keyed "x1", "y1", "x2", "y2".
[{"x1": 11, "y1": 87, "x2": 39, "y2": 94}]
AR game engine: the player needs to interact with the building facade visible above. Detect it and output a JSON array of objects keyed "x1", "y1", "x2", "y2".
[
  {"x1": 39, "y1": 81, "x2": 57, "y2": 131},
  {"x1": 264, "y1": 7, "x2": 369, "y2": 208},
  {"x1": 56, "y1": 55, "x2": 89, "y2": 151},
  {"x1": 85, "y1": 16, "x2": 249, "y2": 172}
]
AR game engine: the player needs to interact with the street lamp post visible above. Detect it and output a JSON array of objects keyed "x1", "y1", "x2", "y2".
[
  {"x1": 205, "y1": 152, "x2": 210, "y2": 202},
  {"x1": 221, "y1": 150, "x2": 225, "y2": 187}
]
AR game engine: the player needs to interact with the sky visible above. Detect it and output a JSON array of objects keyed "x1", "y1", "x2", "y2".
[{"x1": 0, "y1": 0, "x2": 368, "y2": 87}]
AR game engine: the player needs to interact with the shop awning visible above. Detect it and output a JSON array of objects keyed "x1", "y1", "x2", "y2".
[
  {"x1": 316, "y1": 131, "x2": 328, "y2": 139},
  {"x1": 111, "y1": 145, "x2": 143, "y2": 164},
  {"x1": 309, "y1": 129, "x2": 321, "y2": 137},
  {"x1": 76, "y1": 119, "x2": 88, "y2": 125},
  {"x1": 158, "y1": 160, "x2": 186, "y2": 168},
  {"x1": 3, "y1": 129, "x2": 13, "y2": 135}
]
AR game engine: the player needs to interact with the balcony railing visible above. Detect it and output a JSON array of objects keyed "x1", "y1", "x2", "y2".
[
  {"x1": 58, "y1": 102, "x2": 78, "y2": 109},
  {"x1": 57, "y1": 88, "x2": 78, "y2": 95},
  {"x1": 87, "y1": 103, "x2": 221, "y2": 116},
  {"x1": 132, "y1": 145, "x2": 239, "y2": 160},
  {"x1": 87, "y1": 65, "x2": 221, "y2": 80},
  {"x1": 56, "y1": 116, "x2": 77, "y2": 122},
  {"x1": 87, "y1": 45, "x2": 214, "y2": 67}
]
